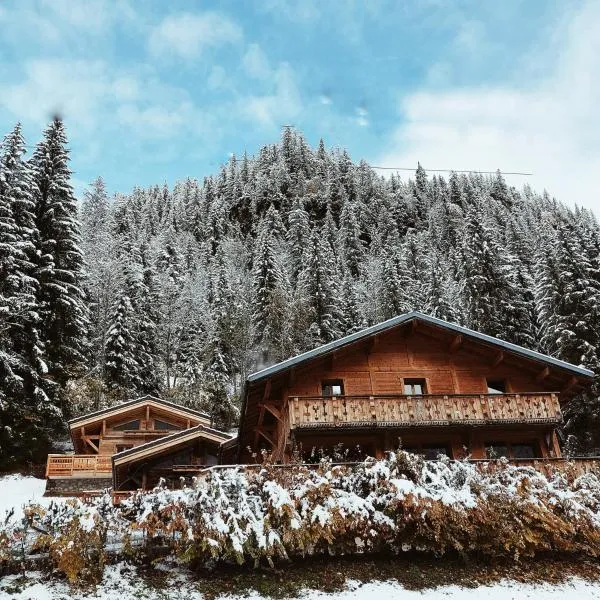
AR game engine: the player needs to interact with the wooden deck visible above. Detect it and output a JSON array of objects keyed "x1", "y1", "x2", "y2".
[
  {"x1": 45, "y1": 454, "x2": 113, "y2": 478},
  {"x1": 288, "y1": 393, "x2": 562, "y2": 429}
]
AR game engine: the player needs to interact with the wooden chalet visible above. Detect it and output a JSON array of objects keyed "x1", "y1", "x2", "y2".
[
  {"x1": 237, "y1": 311, "x2": 595, "y2": 463},
  {"x1": 45, "y1": 395, "x2": 233, "y2": 495}
]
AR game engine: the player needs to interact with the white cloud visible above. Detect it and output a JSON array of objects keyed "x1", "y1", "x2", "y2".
[
  {"x1": 242, "y1": 43, "x2": 271, "y2": 79},
  {"x1": 240, "y1": 63, "x2": 301, "y2": 128},
  {"x1": 376, "y1": 1, "x2": 600, "y2": 211},
  {"x1": 0, "y1": 59, "x2": 214, "y2": 144},
  {"x1": 149, "y1": 12, "x2": 242, "y2": 60}
]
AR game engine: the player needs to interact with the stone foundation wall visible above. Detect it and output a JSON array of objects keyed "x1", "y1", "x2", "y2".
[{"x1": 45, "y1": 477, "x2": 113, "y2": 496}]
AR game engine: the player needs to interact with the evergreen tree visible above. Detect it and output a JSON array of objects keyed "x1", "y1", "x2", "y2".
[
  {"x1": 459, "y1": 203, "x2": 534, "y2": 346},
  {"x1": 104, "y1": 294, "x2": 142, "y2": 395},
  {"x1": 0, "y1": 124, "x2": 58, "y2": 468},
  {"x1": 297, "y1": 229, "x2": 342, "y2": 345},
  {"x1": 31, "y1": 118, "x2": 88, "y2": 412}
]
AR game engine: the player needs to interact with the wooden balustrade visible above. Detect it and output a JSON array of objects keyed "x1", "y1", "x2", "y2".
[
  {"x1": 46, "y1": 454, "x2": 113, "y2": 478},
  {"x1": 288, "y1": 393, "x2": 562, "y2": 429}
]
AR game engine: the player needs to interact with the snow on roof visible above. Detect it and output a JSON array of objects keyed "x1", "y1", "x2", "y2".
[
  {"x1": 247, "y1": 311, "x2": 595, "y2": 383},
  {"x1": 112, "y1": 424, "x2": 234, "y2": 465},
  {"x1": 69, "y1": 394, "x2": 211, "y2": 426}
]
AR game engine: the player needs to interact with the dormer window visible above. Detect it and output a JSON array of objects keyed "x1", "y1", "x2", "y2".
[
  {"x1": 404, "y1": 378, "x2": 427, "y2": 395},
  {"x1": 322, "y1": 379, "x2": 344, "y2": 397}
]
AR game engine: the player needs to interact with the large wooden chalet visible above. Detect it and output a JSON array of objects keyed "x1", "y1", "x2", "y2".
[
  {"x1": 237, "y1": 311, "x2": 594, "y2": 463},
  {"x1": 45, "y1": 312, "x2": 595, "y2": 496}
]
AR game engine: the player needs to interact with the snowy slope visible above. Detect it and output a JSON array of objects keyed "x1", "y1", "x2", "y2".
[
  {"x1": 2, "y1": 567, "x2": 600, "y2": 600},
  {"x1": 0, "y1": 475, "x2": 50, "y2": 522}
]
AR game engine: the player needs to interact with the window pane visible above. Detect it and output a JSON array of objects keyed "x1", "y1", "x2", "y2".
[
  {"x1": 512, "y1": 444, "x2": 536, "y2": 459},
  {"x1": 487, "y1": 380, "x2": 506, "y2": 394},
  {"x1": 322, "y1": 380, "x2": 344, "y2": 396},
  {"x1": 485, "y1": 443, "x2": 509, "y2": 458},
  {"x1": 113, "y1": 419, "x2": 140, "y2": 431},
  {"x1": 154, "y1": 420, "x2": 181, "y2": 431},
  {"x1": 404, "y1": 379, "x2": 426, "y2": 395},
  {"x1": 423, "y1": 446, "x2": 448, "y2": 460}
]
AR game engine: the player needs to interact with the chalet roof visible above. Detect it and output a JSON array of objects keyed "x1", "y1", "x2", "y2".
[
  {"x1": 69, "y1": 395, "x2": 210, "y2": 427},
  {"x1": 247, "y1": 311, "x2": 595, "y2": 382},
  {"x1": 112, "y1": 424, "x2": 234, "y2": 466}
]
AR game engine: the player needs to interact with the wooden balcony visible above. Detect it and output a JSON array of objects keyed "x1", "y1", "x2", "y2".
[
  {"x1": 46, "y1": 454, "x2": 113, "y2": 478},
  {"x1": 288, "y1": 393, "x2": 562, "y2": 430}
]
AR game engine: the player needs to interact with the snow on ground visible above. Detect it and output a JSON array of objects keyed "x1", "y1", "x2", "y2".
[
  {"x1": 0, "y1": 475, "x2": 51, "y2": 523},
  {"x1": 2, "y1": 567, "x2": 600, "y2": 600}
]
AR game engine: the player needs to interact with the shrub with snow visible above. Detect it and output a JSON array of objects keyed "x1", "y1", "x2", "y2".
[{"x1": 3, "y1": 452, "x2": 600, "y2": 585}]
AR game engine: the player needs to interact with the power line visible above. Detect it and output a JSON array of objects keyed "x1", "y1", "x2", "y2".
[{"x1": 368, "y1": 166, "x2": 533, "y2": 176}]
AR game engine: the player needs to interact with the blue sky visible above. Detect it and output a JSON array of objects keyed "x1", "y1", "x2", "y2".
[{"x1": 0, "y1": 0, "x2": 598, "y2": 211}]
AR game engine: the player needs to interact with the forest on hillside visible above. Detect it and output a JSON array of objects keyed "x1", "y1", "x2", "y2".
[{"x1": 1, "y1": 120, "x2": 600, "y2": 469}]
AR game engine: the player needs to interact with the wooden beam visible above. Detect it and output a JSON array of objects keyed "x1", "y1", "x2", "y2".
[
  {"x1": 260, "y1": 403, "x2": 283, "y2": 422},
  {"x1": 562, "y1": 376, "x2": 578, "y2": 394},
  {"x1": 536, "y1": 366, "x2": 550, "y2": 382},
  {"x1": 491, "y1": 351, "x2": 504, "y2": 369},
  {"x1": 254, "y1": 427, "x2": 276, "y2": 448},
  {"x1": 449, "y1": 334, "x2": 463, "y2": 353},
  {"x1": 83, "y1": 436, "x2": 99, "y2": 453},
  {"x1": 263, "y1": 380, "x2": 271, "y2": 402},
  {"x1": 287, "y1": 367, "x2": 296, "y2": 386}
]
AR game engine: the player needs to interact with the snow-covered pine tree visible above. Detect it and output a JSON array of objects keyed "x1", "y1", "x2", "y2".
[
  {"x1": 0, "y1": 124, "x2": 59, "y2": 468},
  {"x1": 459, "y1": 201, "x2": 534, "y2": 346},
  {"x1": 338, "y1": 200, "x2": 364, "y2": 278},
  {"x1": 31, "y1": 118, "x2": 88, "y2": 414},
  {"x1": 104, "y1": 294, "x2": 142, "y2": 397},
  {"x1": 535, "y1": 221, "x2": 600, "y2": 370},
  {"x1": 297, "y1": 228, "x2": 342, "y2": 346}
]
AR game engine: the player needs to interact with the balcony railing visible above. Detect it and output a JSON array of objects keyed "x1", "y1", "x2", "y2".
[
  {"x1": 46, "y1": 454, "x2": 113, "y2": 478},
  {"x1": 288, "y1": 393, "x2": 562, "y2": 429}
]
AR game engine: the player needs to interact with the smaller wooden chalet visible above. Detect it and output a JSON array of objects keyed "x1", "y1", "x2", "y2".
[
  {"x1": 236, "y1": 311, "x2": 595, "y2": 463},
  {"x1": 45, "y1": 395, "x2": 234, "y2": 495}
]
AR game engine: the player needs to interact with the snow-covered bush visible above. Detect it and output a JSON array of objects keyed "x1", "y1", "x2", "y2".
[{"x1": 3, "y1": 452, "x2": 600, "y2": 585}]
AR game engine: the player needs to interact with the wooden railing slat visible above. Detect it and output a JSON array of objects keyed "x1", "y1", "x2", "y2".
[{"x1": 288, "y1": 393, "x2": 562, "y2": 429}]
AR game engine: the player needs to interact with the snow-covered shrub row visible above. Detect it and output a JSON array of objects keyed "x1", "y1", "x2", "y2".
[{"x1": 3, "y1": 452, "x2": 600, "y2": 585}]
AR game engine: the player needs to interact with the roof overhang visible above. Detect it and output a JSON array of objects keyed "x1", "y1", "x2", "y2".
[
  {"x1": 247, "y1": 312, "x2": 595, "y2": 383},
  {"x1": 112, "y1": 424, "x2": 234, "y2": 468},
  {"x1": 69, "y1": 395, "x2": 211, "y2": 430}
]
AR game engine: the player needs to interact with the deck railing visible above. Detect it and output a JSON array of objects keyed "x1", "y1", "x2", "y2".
[
  {"x1": 288, "y1": 392, "x2": 562, "y2": 429},
  {"x1": 46, "y1": 454, "x2": 113, "y2": 478}
]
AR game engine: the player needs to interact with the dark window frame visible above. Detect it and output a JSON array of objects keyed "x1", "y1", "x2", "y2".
[
  {"x1": 484, "y1": 441, "x2": 539, "y2": 459},
  {"x1": 486, "y1": 379, "x2": 508, "y2": 394},
  {"x1": 113, "y1": 419, "x2": 141, "y2": 431},
  {"x1": 322, "y1": 379, "x2": 345, "y2": 397}
]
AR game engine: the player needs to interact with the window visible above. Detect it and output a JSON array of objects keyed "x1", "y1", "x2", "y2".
[
  {"x1": 322, "y1": 379, "x2": 344, "y2": 397},
  {"x1": 154, "y1": 419, "x2": 182, "y2": 431},
  {"x1": 485, "y1": 441, "x2": 539, "y2": 459},
  {"x1": 113, "y1": 419, "x2": 140, "y2": 431},
  {"x1": 116, "y1": 444, "x2": 133, "y2": 453},
  {"x1": 485, "y1": 442, "x2": 509, "y2": 459},
  {"x1": 512, "y1": 444, "x2": 536, "y2": 459},
  {"x1": 403, "y1": 378, "x2": 427, "y2": 395},
  {"x1": 422, "y1": 445, "x2": 449, "y2": 460},
  {"x1": 487, "y1": 379, "x2": 507, "y2": 394}
]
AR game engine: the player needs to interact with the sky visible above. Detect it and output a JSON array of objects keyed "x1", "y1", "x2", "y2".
[{"x1": 0, "y1": 0, "x2": 598, "y2": 212}]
